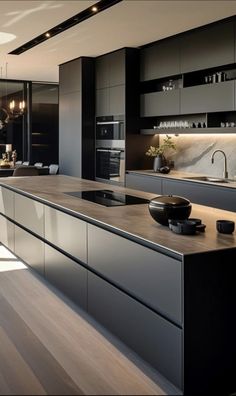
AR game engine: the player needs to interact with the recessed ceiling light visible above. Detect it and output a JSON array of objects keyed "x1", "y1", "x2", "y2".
[
  {"x1": 9, "y1": 0, "x2": 123, "y2": 55},
  {"x1": 0, "y1": 32, "x2": 16, "y2": 45}
]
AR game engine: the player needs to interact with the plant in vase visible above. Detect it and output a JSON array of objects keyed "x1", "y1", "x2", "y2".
[{"x1": 145, "y1": 135, "x2": 177, "y2": 172}]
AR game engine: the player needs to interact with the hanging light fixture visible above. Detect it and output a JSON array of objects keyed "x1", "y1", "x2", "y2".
[{"x1": 2, "y1": 63, "x2": 26, "y2": 119}]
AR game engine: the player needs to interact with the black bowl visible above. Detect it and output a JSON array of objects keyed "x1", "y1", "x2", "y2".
[{"x1": 148, "y1": 195, "x2": 192, "y2": 226}]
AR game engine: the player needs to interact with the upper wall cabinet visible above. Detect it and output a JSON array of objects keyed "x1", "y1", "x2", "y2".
[
  {"x1": 180, "y1": 80, "x2": 234, "y2": 114},
  {"x1": 180, "y1": 20, "x2": 234, "y2": 73},
  {"x1": 96, "y1": 49, "x2": 125, "y2": 89},
  {"x1": 140, "y1": 38, "x2": 180, "y2": 81},
  {"x1": 141, "y1": 90, "x2": 180, "y2": 117},
  {"x1": 59, "y1": 59, "x2": 81, "y2": 95}
]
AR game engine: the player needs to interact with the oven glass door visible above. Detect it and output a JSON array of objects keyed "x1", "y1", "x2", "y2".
[
  {"x1": 96, "y1": 148, "x2": 124, "y2": 182},
  {"x1": 96, "y1": 121, "x2": 124, "y2": 140}
]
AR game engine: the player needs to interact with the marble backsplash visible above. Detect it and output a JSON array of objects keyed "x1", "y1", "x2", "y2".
[{"x1": 159, "y1": 134, "x2": 236, "y2": 179}]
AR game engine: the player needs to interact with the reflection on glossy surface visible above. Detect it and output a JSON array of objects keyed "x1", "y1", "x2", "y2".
[{"x1": 184, "y1": 176, "x2": 231, "y2": 183}]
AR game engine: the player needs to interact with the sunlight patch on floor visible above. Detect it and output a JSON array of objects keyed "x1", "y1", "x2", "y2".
[
  {"x1": 0, "y1": 245, "x2": 28, "y2": 272},
  {"x1": 0, "y1": 245, "x2": 16, "y2": 259}
]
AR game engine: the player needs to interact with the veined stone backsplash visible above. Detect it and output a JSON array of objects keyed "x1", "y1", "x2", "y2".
[{"x1": 159, "y1": 134, "x2": 236, "y2": 179}]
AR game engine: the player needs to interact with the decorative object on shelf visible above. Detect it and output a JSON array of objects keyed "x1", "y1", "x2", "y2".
[
  {"x1": 146, "y1": 135, "x2": 177, "y2": 172},
  {"x1": 11, "y1": 149, "x2": 17, "y2": 167},
  {"x1": 204, "y1": 71, "x2": 227, "y2": 84},
  {"x1": 0, "y1": 152, "x2": 11, "y2": 168},
  {"x1": 162, "y1": 79, "x2": 175, "y2": 91}
]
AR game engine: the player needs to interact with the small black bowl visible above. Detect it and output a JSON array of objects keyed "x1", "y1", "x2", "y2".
[{"x1": 216, "y1": 220, "x2": 235, "y2": 234}]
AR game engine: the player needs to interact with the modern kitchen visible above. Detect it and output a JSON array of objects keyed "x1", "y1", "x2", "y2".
[{"x1": 1, "y1": 1, "x2": 236, "y2": 395}]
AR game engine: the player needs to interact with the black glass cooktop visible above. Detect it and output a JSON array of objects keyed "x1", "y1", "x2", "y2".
[{"x1": 65, "y1": 189, "x2": 149, "y2": 207}]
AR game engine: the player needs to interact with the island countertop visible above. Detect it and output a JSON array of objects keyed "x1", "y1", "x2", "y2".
[{"x1": 1, "y1": 175, "x2": 236, "y2": 258}]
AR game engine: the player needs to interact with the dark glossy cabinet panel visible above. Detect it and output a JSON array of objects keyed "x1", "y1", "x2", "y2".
[
  {"x1": 141, "y1": 90, "x2": 180, "y2": 117},
  {"x1": 59, "y1": 57, "x2": 95, "y2": 180},
  {"x1": 126, "y1": 173, "x2": 162, "y2": 194},
  {"x1": 88, "y1": 272, "x2": 182, "y2": 390},
  {"x1": 96, "y1": 88, "x2": 109, "y2": 117},
  {"x1": 96, "y1": 49, "x2": 125, "y2": 89},
  {"x1": 88, "y1": 224, "x2": 182, "y2": 324},
  {"x1": 59, "y1": 59, "x2": 81, "y2": 94},
  {"x1": 14, "y1": 225, "x2": 44, "y2": 276},
  {"x1": 140, "y1": 38, "x2": 180, "y2": 81},
  {"x1": 45, "y1": 244, "x2": 87, "y2": 310},
  {"x1": 96, "y1": 56, "x2": 110, "y2": 89},
  {"x1": 59, "y1": 90, "x2": 82, "y2": 177},
  {"x1": 109, "y1": 50, "x2": 125, "y2": 86},
  {"x1": 180, "y1": 81, "x2": 234, "y2": 114},
  {"x1": 162, "y1": 179, "x2": 236, "y2": 212},
  {"x1": 180, "y1": 20, "x2": 234, "y2": 73},
  {"x1": 109, "y1": 85, "x2": 125, "y2": 115}
]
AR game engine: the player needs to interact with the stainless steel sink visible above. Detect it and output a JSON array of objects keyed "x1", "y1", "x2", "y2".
[{"x1": 184, "y1": 176, "x2": 230, "y2": 183}]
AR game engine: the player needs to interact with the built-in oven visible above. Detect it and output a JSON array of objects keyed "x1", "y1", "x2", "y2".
[
  {"x1": 96, "y1": 116, "x2": 124, "y2": 141},
  {"x1": 96, "y1": 147, "x2": 125, "y2": 183}
]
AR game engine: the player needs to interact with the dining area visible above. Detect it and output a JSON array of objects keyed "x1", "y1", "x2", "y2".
[{"x1": 0, "y1": 144, "x2": 58, "y2": 177}]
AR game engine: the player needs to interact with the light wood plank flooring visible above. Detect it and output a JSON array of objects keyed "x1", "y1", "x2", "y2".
[{"x1": 0, "y1": 245, "x2": 180, "y2": 395}]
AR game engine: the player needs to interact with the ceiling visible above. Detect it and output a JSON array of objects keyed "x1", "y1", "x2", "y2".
[{"x1": 1, "y1": 0, "x2": 236, "y2": 83}]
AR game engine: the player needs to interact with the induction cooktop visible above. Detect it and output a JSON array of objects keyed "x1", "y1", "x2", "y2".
[{"x1": 65, "y1": 189, "x2": 149, "y2": 207}]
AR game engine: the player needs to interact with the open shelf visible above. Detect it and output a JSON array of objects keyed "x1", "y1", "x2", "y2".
[{"x1": 140, "y1": 127, "x2": 236, "y2": 135}]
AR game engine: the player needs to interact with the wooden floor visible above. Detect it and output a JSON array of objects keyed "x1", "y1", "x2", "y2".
[{"x1": 0, "y1": 245, "x2": 180, "y2": 395}]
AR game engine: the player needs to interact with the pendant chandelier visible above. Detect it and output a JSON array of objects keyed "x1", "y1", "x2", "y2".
[{"x1": 0, "y1": 62, "x2": 26, "y2": 124}]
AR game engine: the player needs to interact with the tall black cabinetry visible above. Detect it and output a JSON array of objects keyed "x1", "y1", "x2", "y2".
[
  {"x1": 95, "y1": 48, "x2": 156, "y2": 176},
  {"x1": 59, "y1": 57, "x2": 95, "y2": 179}
]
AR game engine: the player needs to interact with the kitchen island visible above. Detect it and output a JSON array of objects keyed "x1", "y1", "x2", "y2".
[{"x1": 0, "y1": 175, "x2": 236, "y2": 395}]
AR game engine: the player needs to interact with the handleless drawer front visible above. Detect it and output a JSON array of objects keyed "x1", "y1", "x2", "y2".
[
  {"x1": 14, "y1": 225, "x2": 44, "y2": 276},
  {"x1": 14, "y1": 193, "x2": 44, "y2": 237},
  {"x1": 45, "y1": 206, "x2": 87, "y2": 264},
  {"x1": 0, "y1": 186, "x2": 14, "y2": 219},
  {"x1": 180, "y1": 81, "x2": 234, "y2": 114},
  {"x1": 0, "y1": 214, "x2": 14, "y2": 251},
  {"x1": 88, "y1": 272, "x2": 182, "y2": 390},
  {"x1": 45, "y1": 244, "x2": 87, "y2": 310},
  {"x1": 88, "y1": 224, "x2": 182, "y2": 325},
  {"x1": 140, "y1": 90, "x2": 180, "y2": 117}
]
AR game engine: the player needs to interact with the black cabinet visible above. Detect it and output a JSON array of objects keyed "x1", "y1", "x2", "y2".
[
  {"x1": 88, "y1": 224, "x2": 182, "y2": 325},
  {"x1": 140, "y1": 38, "x2": 180, "y2": 81},
  {"x1": 180, "y1": 81, "x2": 235, "y2": 114},
  {"x1": 14, "y1": 225, "x2": 45, "y2": 276},
  {"x1": 141, "y1": 90, "x2": 180, "y2": 117},
  {"x1": 180, "y1": 20, "x2": 234, "y2": 73},
  {"x1": 88, "y1": 272, "x2": 182, "y2": 390},
  {"x1": 45, "y1": 244, "x2": 87, "y2": 310},
  {"x1": 59, "y1": 57, "x2": 95, "y2": 179},
  {"x1": 126, "y1": 173, "x2": 162, "y2": 194},
  {"x1": 162, "y1": 178, "x2": 236, "y2": 212},
  {"x1": 96, "y1": 49, "x2": 125, "y2": 117},
  {"x1": 96, "y1": 49, "x2": 125, "y2": 89}
]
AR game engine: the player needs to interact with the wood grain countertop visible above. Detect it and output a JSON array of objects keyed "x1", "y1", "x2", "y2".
[
  {"x1": 127, "y1": 169, "x2": 236, "y2": 189},
  {"x1": 1, "y1": 175, "x2": 236, "y2": 258}
]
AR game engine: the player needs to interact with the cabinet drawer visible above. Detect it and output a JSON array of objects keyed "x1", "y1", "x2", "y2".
[
  {"x1": 126, "y1": 173, "x2": 162, "y2": 194},
  {"x1": 88, "y1": 272, "x2": 182, "y2": 390},
  {"x1": 88, "y1": 224, "x2": 182, "y2": 325},
  {"x1": 180, "y1": 81, "x2": 234, "y2": 114},
  {"x1": 14, "y1": 225, "x2": 44, "y2": 276},
  {"x1": 0, "y1": 186, "x2": 14, "y2": 219},
  {"x1": 45, "y1": 206, "x2": 87, "y2": 264},
  {"x1": 0, "y1": 215, "x2": 14, "y2": 251},
  {"x1": 140, "y1": 90, "x2": 180, "y2": 117},
  {"x1": 14, "y1": 193, "x2": 44, "y2": 237},
  {"x1": 45, "y1": 244, "x2": 87, "y2": 310}
]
